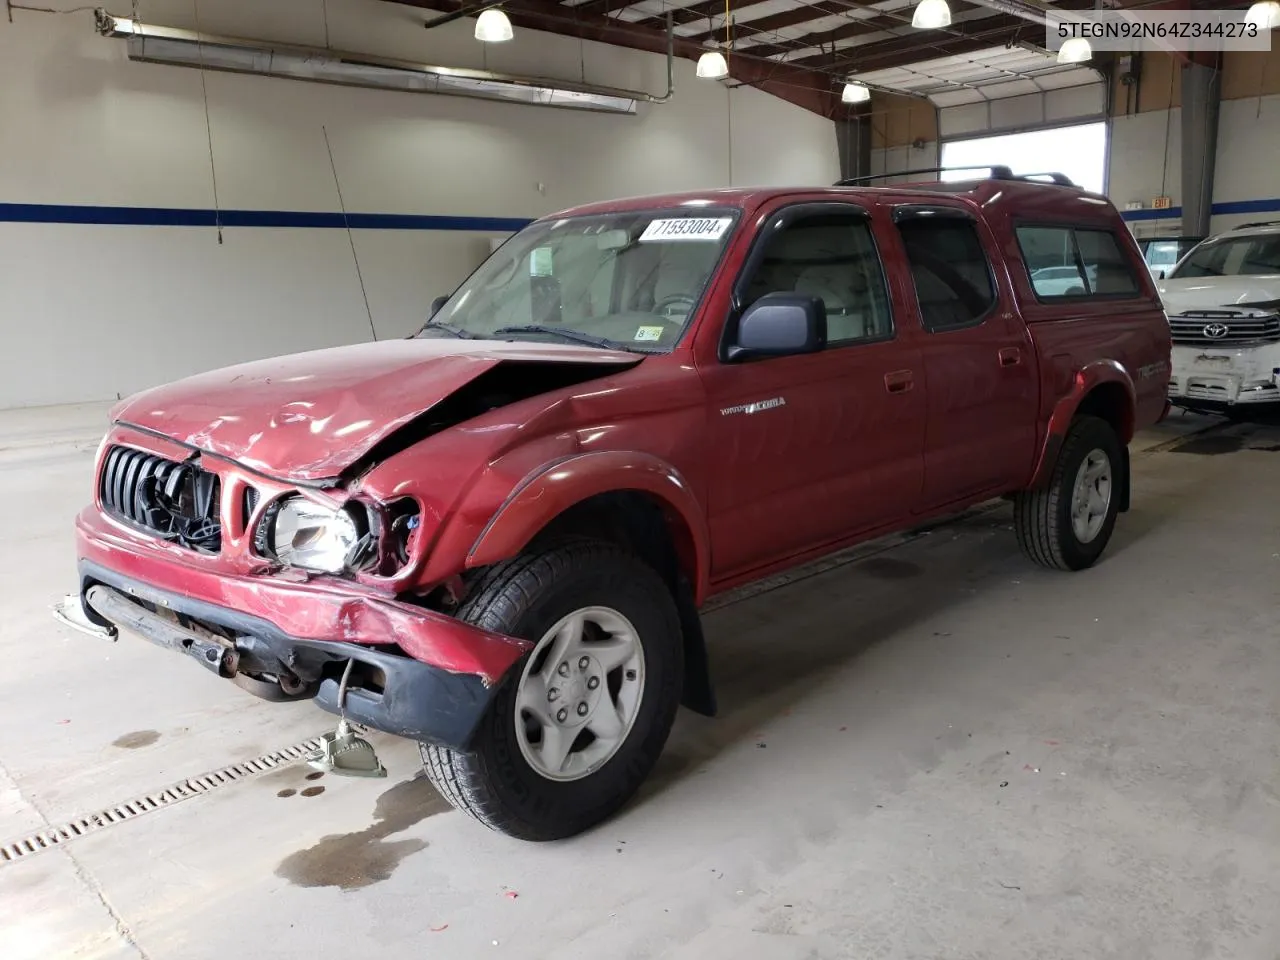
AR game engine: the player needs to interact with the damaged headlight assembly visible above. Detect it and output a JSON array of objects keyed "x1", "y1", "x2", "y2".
[{"x1": 263, "y1": 497, "x2": 366, "y2": 574}]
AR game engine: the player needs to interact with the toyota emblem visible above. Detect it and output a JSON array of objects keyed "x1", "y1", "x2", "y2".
[{"x1": 1203, "y1": 322, "x2": 1230, "y2": 339}]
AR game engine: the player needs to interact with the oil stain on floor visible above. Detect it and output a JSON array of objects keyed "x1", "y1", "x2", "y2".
[
  {"x1": 858, "y1": 557, "x2": 923, "y2": 580},
  {"x1": 1171, "y1": 434, "x2": 1244, "y2": 456},
  {"x1": 275, "y1": 775, "x2": 451, "y2": 890},
  {"x1": 112, "y1": 730, "x2": 160, "y2": 749}
]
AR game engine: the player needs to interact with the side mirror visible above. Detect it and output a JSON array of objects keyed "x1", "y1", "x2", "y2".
[
  {"x1": 429, "y1": 295, "x2": 449, "y2": 318},
  {"x1": 1155, "y1": 270, "x2": 1166, "y2": 280},
  {"x1": 726, "y1": 293, "x2": 826, "y2": 361}
]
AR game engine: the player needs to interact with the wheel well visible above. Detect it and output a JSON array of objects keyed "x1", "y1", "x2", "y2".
[
  {"x1": 530, "y1": 491, "x2": 716, "y2": 717},
  {"x1": 1075, "y1": 382, "x2": 1134, "y2": 443},
  {"x1": 1074, "y1": 383, "x2": 1133, "y2": 513},
  {"x1": 532, "y1": 491, "x2": 693, "y2": 586}
]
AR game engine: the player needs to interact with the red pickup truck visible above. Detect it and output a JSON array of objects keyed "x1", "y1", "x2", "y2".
[{"x1": 66, "y1": 170, "x2": 1171, "y2": 840}]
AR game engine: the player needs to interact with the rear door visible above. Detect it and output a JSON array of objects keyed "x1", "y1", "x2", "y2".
[
  {"x1": 699, "y1": 201, "x2": 926, "y2": 580},
  {"x1": 889, "y1": 203, "x2": 1039, "y2": 510}
]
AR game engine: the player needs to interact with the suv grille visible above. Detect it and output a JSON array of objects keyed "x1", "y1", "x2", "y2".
[
  {"x1": 100, "y1": 446, "x2": 222, "y2": 553},
  {"x1": 1168, "y1": 312, "x2": 1280, "y2": 346}
]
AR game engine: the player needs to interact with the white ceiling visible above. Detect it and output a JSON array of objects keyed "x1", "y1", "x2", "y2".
[{"x1": 851, "y1": 45, "x2": 1103, "y2": 106}]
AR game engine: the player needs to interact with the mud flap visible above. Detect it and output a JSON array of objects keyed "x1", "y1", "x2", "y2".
[
  {"x1": 1118, "y1": 443, "x2": 1131, "y2": 513},
  {"x1": 675, "y1": 574, "x2": 716, "y2": 717}
]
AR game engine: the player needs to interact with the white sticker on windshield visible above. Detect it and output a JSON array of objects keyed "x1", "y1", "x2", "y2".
[
  {"x1": 634, "y1": 325, "x2": 664, "y2": 342},
  {"x1": 639, "y1": 217, "x2": 732, "y2": 243}
]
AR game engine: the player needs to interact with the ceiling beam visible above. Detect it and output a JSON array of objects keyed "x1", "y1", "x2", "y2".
[
  {"x1": 631, "y1": 0, "x2": 782, "y2": 31},
  {"x1": 392, "y1": 0, "x2": 858, "y2": 116},
  {"x1": 684, "y1": 2, "x2": 892, "y2": 45},
  {"x1": 806, "y1": 19, "x2": 1039, "y2": 73}
]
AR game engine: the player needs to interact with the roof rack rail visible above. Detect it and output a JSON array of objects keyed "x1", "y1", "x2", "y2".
[
  {"x1": 835, "y1": 165, "x2": 1011, "y2": 186},
  {"x1": 833, "y1": 165, "x2": 1075, "y2": 187},
  {"x1": 1016, "y1": 172, "x2": 1076, "y2": 186},
  {"x1": 1234, "y1": 220, "x2": 1280, "y2": 229}
]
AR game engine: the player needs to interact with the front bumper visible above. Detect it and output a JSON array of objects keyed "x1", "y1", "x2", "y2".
[
  {"x1": 73, "y1": 507, "x2": 532, "y2": 748},
  {"x1": 1168, "y1": 347, "x2": 1280, "y2": 409}
]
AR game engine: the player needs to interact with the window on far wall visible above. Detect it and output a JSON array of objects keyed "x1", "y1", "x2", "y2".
[{"x1": 1017, "y1": 225, "x2": 1141, "y2": 299}]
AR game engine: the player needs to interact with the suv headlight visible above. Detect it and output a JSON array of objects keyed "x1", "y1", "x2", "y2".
[{"x1": 267, "y1": 497, "x2": 361, "y2": 573}]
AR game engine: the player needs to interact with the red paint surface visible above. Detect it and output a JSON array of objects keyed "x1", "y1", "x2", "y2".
[
  {"x1": 78, "y1": 180, "x2": 1170, "y2": 683},
  {"x1": 111, "y1": 339, "x2": 638, "y2": 482}
]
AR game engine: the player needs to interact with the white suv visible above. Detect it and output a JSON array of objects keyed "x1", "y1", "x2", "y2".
[{"x1": 1157, "y1": 222, "x2": 1280, "y2": 416}]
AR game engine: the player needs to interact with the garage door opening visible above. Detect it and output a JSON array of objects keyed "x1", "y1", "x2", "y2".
[{"x1": 940, "y1": 122, "x2": 1107, "y2": 193}]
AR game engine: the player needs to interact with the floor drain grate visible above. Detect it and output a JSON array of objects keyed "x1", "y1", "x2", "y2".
[{"x1": 0, "y1": 735, "x2": 325, "y2": 866}]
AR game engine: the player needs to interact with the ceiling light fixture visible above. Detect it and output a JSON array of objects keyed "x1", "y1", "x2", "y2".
[
  {"x1": 841, "y1": 81, "x2": 870, "y2": 103},
  {"x1": 1056, "y1": 35, "x2": 1092, "y2": 63},
  {"x1": 912, "y1": 0, "x2": 952, "y2": 29},
  {"x1": 696, "y1": 50, "x2": 729, "y2": 78},
  {"x1": 474, "y1": 8, "x2": 513, "y2": 43},
  {"x1": 699, "y1": 0, "x2": 732, "y2": 80},
  {"x1": 1245, "y1": 0, "x2": 1280, "y2": 29}
]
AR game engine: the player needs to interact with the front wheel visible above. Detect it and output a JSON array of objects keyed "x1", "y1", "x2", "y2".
[
  {"x1": 420, "y1": 540, "x2": 684, "y2": 840},
  {"x1": 1014, "y1": 415, "x2": 1123, "y2": 571}
]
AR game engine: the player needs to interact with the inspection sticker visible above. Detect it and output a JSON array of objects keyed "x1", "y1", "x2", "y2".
[
  {"x1": 639, "y1": 217, "x2": 732, "y2": 242},
  {"x1": 634, "y1": 325, "x2": 665, "y2": 342}
]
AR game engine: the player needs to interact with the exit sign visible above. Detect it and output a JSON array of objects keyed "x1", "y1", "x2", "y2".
[{"x1": 1151, "y1": 196, "x2": 1173, "y2": 210}]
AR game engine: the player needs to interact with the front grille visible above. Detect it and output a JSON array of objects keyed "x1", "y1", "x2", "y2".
[
  {"x1": 1168, "y1": 312, "x2": 1280, "y2": 346},
  {"x1": 100, "y1": 446, "x2": 222, "y2": 553}
]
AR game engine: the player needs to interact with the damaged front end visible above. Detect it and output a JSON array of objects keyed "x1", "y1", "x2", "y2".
[{"x1": 67, "y1": 420, "x2": 534, "y2": 750}]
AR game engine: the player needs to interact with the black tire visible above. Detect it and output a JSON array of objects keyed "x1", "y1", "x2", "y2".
[
  {"x1": 1014, "y1": 415, "x2": 1123, "y2": 571},
  {"x1": 420, "y1": 540, "x2": 684, "y2": 841}
]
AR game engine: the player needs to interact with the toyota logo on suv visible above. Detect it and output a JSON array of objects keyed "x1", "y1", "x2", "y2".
[{"x1": 1202, "y1": 322, "x2": 1230, "y2": 339}]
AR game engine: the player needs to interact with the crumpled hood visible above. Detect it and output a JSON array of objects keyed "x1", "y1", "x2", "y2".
[
  {"x1": 114, "y1": 338, "x2": 639, "y2": 481},
  {"x1": 1158, "y1": 275, "x2": 1280, "y2": 314}
]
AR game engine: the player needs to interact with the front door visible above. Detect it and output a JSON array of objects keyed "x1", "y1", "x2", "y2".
[
  {"x1": 890, "y1": 205, "x2": 1038, "y2": 510},
  {"x1": 700, "y1": 203, "x2": 926, "y2": 581}
]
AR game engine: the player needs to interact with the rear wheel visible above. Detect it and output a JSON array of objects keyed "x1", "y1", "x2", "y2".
[
  {"x1": 420, "y1": 540, "x2": 683, "y2": 840},
  {"x1": 1014, "y1": 415, "x2": 1122, "y2": 571}
]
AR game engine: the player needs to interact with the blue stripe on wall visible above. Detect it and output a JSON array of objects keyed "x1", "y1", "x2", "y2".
[
  {"x1": 0, "y1": 202, "x2": 533, "y2": 232},
  {"x1": 1121, "y1": 197, "x2": 1280, "y2": 222},
  {"x1": 7, "y1": 198, "x2": 1280, "y2": 229}
]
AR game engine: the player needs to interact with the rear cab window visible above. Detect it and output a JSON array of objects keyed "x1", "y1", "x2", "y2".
[
  {"x1": 1017, "y1": 224, "x2": 1141, "y2": 300},
  {"x1": 894, "y1": 208, "x2": 998, "y2": 332}
]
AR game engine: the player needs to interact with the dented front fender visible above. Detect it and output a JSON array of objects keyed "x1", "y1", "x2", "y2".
[{"x1": 465, "y1": 450, "x2": 713, "y2": 603}]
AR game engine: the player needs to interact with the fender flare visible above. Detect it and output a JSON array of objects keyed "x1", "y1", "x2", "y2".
[
  {"x1": 466, "y1": 450, "x2": 713, "y2": 603},
  {"x1": 1029, "y1": 359, "x2": 1137, "y2": 489}
]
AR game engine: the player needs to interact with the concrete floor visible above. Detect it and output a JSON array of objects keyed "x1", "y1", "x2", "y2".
[{"x1": 1, "y1": 405, "x2": 1278, "y2": 960}]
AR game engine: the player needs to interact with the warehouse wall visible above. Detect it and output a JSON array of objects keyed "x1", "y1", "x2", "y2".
[
  {"x1": 870, "y1": 93, "x2": 939, "y2": 182},
  {"x1": 1109, "y1": 48, "x2": 1280, "y2": 237},
  {"x1": 0, "y1": 0, "x2": 839, "y2": 408}
]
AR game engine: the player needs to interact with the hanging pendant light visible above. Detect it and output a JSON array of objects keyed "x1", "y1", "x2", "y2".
[
  {"x1": 1245, "y1": 0, "x2": 1280, "y2": 29},
  {"x1": 841, "y1": 81, "x2": 870, "y2": 104},
  {"x1": 696, "y1": 50, "x2": 729, "y2": 78},
  {"x1": 474, "y1": 8, "x2": 513, "y2": 43},
  {"x1": 1057, "y1": 36, "x2": 1092, "y2": 64},
  {"x1": 912, "y1": 0, "x2": 952, "y2": 29},
  {"x1": 698, "y1": 0, "x2": 732, "y2": 80}
]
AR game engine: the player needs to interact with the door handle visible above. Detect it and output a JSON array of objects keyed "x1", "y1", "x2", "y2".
[
  {"x1": 884, "y1": 369, "x2": 914, "y2": 394},
  {"x1": 998, "y1": 347, "x2": 1022, "y2": 367}
]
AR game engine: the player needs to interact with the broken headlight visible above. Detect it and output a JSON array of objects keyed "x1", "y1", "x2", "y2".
[{"x1": 267, "y1": 497, "x2": 361, "y2": 574}]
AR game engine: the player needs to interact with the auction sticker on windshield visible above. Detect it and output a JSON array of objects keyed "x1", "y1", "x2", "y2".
[{"x1": 640, "y1": 217, "x2": 733, "y2": 242}]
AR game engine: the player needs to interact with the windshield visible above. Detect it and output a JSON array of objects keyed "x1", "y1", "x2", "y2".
[
  {"x1": 1170, "y1": 234, "x2": 1280, "y2": 278},
  {"x1": 420, "y1": 209, "x2": 738, "y2": 352}
]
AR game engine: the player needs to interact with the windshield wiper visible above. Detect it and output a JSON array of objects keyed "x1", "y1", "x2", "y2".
[
  {"x1": 491, "y1": 325, "x2": 625, "y2": 350},
  {"x1": 418, "y1": 320, "x2": 478, "y2": 339}
]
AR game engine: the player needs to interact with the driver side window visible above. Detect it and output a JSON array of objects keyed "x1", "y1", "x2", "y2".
[{"x1": 741, "y1": 212, "x2": 893, "y2": 346}]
